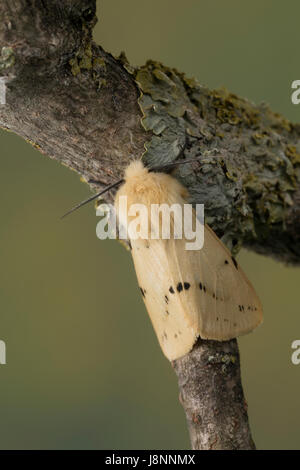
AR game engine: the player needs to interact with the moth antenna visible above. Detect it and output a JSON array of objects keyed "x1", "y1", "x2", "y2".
[
  {"x1": 61, "y1": 155, "x2": 206, "y2": 219},
  {"x1": 61, "y1": 179, "x2": 124, "y2": 219},
  {"x1": 149, "y1": 156, "x2": 204, "y2": 173}
]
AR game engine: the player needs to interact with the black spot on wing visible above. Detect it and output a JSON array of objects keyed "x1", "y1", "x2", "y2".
[
  {"x1": 165, "y1": 295, "x2": 169, "y2": 304},
  {"x1": 225, "y1": 259, "x2": 229, "y2": 265},
  {"x1": 177, "y1": 282, "x2": 183, "y2": 292},
  {"x1": 140, "y1": 287, "x2": 146, "y2": 298},
  {"x1": 199, "y1": 282, "x2": 206, "y2": 292},
  {"x1": 247, "y1": 305, "x2": 258, "y2": 312},
  {"x1": 232, "y1": 256, "x2": 238, "y2": 269},
  {"x1": 161, "y1": 331, "x2": 168, "y2": 342},
  {"x1": 184, "y1": 282, "x2": 190, "y2": 290},
  {"x1": 169, "y1": 286, "x2": 175, "y2": 294}
]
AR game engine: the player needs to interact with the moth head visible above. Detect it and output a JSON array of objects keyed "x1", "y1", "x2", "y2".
[
  {"x1": 61, "y1": 157, "x2": 200, "y2": 219},
  {"x1": 124, "y1": 160, "x2": 148, "y2": 180},
  {"x1": 114, "y1": 161, "x2": 190, "y2": 237}
]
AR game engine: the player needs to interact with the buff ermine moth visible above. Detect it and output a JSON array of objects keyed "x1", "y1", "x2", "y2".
[
  {"x1": 63, "y1": 159, "x2": 263, "y2": 361},
  {"x1": 114, "y1": 161, "x2": 262, "y2": 361}
]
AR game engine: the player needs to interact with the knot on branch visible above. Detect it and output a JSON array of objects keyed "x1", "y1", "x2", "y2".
[{"x1": 0, "y1": 0, "x2": 97, "y2": 79}]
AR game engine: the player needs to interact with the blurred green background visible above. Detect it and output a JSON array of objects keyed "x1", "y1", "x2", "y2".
[{"x1": 0, "y1": 0, "x2": 299, "y2": 450}]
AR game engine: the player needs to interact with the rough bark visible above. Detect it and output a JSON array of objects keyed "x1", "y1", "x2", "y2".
[
  {"x1": 173, "y1": 339, "x2": 255, "y2": 450},
  {"x1": 1, "y1": 0, "x2": 299, "y2": 450}
]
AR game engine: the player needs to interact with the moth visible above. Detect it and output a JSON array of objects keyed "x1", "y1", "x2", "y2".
[{"x1": 63, "y1": 159, "x2": 263, "y2": 361}]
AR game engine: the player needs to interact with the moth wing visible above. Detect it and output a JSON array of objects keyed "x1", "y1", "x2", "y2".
[
  {"x1": 187, "y1": 223, "x2": 263, "y2": 341},
  {"x1": 116, "y1": 161, "x2": 262, "y2": 360},
  {"x1": 131, "y1": 238, "x2": 199, "y2": 361},
  {"x1": 131, "y1": 223, "x2": 262, "y2": 360}
]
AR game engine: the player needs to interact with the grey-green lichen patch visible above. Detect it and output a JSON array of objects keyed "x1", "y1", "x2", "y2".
[
  {"x1": 135, "y1": 61, "x2": 200, "y2": 168},
  {"x1": 133, "y1": 60, "x2": 300, "y2": 258},
  {"x1": 0, "y1": 47, "x2": 15, "y2": 71}
]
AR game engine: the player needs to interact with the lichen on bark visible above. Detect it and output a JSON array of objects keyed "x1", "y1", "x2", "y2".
[{"x1": 132, "y1": 60, "x2": 300, "y2": 260}]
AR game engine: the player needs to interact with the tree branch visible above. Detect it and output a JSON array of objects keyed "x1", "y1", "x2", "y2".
[
  {"x1": 1, "y1": 0, "x2": 299, "y2": 450},
  {"x1": 173, "y1": 339, "x2": 255, "y2": 450}
]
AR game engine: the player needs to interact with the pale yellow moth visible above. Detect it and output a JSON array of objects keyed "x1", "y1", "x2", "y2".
[
  {"x1": 62, "y1": 159, "x2": 263, "y2": 362},
  {"x1": 114, "y1": 160, "x2": 263, "y2": 361}
]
